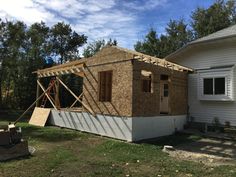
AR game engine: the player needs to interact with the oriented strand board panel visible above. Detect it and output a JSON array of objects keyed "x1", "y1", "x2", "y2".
[
  {"x1": 29, "y1": 107, "x2": 51, "y2": 127},
  {"x1": 132, "y1": 60, "x2": 188, "y2": 117}
]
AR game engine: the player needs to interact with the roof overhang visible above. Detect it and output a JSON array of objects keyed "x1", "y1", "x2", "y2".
[
  {"x1": 113, "y1": 46, "x2": 193, "y2": 72},
  {"x1": 165, "y1": 35, "x2": 236, "y2": 61},
  {"x1": 133, "y1": 54, "x2": 193, "y2": 72},
  {"x1": 195, "y1": 64, "x2": 235, "y2": 72},
  {"x1": 33, "y1": 45, "x2": 194, "y2": 79},
  {"x1": 33, "y1": 60, "x2": 85, "y2": 78}
]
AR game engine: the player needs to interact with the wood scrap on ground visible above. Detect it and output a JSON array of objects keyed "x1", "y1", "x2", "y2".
[{"x1": 29, "y1": 107, "x2": 51, "y2": 127}]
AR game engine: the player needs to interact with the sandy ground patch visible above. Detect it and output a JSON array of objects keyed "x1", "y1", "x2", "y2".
[{"x1": 164, "y1": 138, "x2": 236, "y2": 166}]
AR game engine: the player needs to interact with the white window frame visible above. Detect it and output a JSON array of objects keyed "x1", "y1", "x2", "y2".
[
  {"x1": 198, "y1": 67, "x2": 234, "y2": 101},
  {"x1": 203, "y1": 77, "x2": 227, "y2": 96}
]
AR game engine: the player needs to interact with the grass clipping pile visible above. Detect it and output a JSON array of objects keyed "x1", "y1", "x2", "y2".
[{"x1": 163, "y1": 138, "x2": 236, "y2": 166}]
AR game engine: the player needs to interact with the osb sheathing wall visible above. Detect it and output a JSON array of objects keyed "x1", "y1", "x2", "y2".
[
  {"x1": 82, "y1": 46, "x2": 188, "y2": 117},
  {"x1": 169, "y1": 72, "x2": 188, "y2": 115},
  {"x1": 132, "y1": 60, "x2": 188, "y2": 117},
  {"x1": 82, "y1": 47, "x2": 134, "y2": 117}
]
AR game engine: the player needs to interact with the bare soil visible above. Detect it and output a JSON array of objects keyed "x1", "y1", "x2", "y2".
[{"x1": 164, "y1": 138, "x2": 236, "y2": 166}]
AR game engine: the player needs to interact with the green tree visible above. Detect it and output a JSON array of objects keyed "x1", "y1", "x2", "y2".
[
  {"x1": 165, "y1": 19, "x2": 193, "y2": 54},
  {"x1": 191, "y1": 0, "x2": 236, "y2": 38},
  {"x1": 0, "y1": 19, "x2": 89, "y2": 110},
  {"x1": 50, "y1": 22, "x2": 87, "y2": 63},
  {"x1": 134, "y1": 20, "x2": 191, "y2": 58},
  {"x1": 1, "y1": 21, "x2": 27, "y2": 108},
  {"x1": 83, "y1": 38, "x2": 117, "y2": 58},
  {"x1": 16, "y1": 22, "x2": 51, "y2": 108},
  {"x1": 134, "y1": 28, "x2": 160, "y2": 57},
  {"x1": 227, "y1": 0, "x2": 236, "y2": 24},
  {"x1": 0, "y1": 19, "x2": 7, "y2": 108}
]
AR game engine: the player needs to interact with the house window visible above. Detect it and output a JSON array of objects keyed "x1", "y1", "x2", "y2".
[
  {"x1": 141, "y1": 70, "x2": 152, "y2": 93},
  {"x1": 215, "y1": 78, "x2": 225, "y2": 95},
  {"x1": 203, "y1": 78, "x2": 213, "y2": 95},
  {"x1": 160, "y1": 75, "x2": 168, "y2": 81},
  {"x1": 203, "y1": 77, "x2": 225, "y2": 95},
  {"x1": 198, "y1": 66, "x2": 234, "y2": 101},
  {"x1": 98, "y1": 71, "x2": 112, "y2": 102}
]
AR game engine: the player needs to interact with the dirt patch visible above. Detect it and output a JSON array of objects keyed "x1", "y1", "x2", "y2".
[
  {"x1": 164, "y1": 138, "x2": 236, "y2": 166},
  {"x1": 166, "y1": 149, "x2": 234, "y2": 166}
]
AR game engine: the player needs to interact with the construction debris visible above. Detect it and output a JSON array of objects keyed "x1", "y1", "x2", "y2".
[
  {"x1": 29, "y1": 107, "x2": 51, "y2": 127},
  {"x1": 0, "y1": 124, "x2": 30, "y2": 161},
  {"x1": 163, "y1": 145, "x2": 175, "y2": 152}
]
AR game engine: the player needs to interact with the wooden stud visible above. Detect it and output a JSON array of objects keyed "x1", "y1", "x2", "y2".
[
  {"x1": 55, "y1": 79, "x2": 60, "y2": 109},
  {"x1": 37, "y1": 80, "x2": 58, "y2": 110},
  {"x1": 56, "y1": 77, "x2": 96, "y2": 116},
  {"x1": 70, "y1": 92, "x2": 83, "y2": 108},
  {"x1": 14, "y1": 80, "x2": 56, "y2": 124},
  {"x1": 36, "y1": 79, "x2": 40, "y2": 107},
  {"x1": 74, "y1": 72, "x2": 84, "y2": 77}
]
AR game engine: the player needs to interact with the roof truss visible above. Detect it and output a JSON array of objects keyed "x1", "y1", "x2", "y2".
[
  {"x1": 113, "y1": 46, "x2": 193, "y2": 72},
  {"x1": 34, "y1": 62, "x2": 85, "y2": 78},
  {"x1": 133, "y1": 54, "x2": 192, "y2": 72}
]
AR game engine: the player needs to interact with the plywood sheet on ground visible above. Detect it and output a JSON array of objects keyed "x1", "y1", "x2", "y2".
[{"x1": 29, "y1": 107, "x2": 51, "y2": 127}]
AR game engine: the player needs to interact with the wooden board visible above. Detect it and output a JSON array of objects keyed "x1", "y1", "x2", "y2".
[{"x1": 29, "y1": 107, "x2": 51, "y2": 127}]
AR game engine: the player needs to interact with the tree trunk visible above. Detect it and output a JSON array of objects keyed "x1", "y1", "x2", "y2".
[{"x1": 0, "y1": 79, "x2": 2, "y2": 109}]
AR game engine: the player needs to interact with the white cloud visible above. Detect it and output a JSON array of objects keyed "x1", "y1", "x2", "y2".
[
  {"x1": 0, "y1": 0, "x2": 168, "y2": 49},
  {"x1": 0, "y1": 0, "x2": 54, "y2": 24},
  {"x1": 123, "y1": 0, "x2": 167, "y2": 11}
]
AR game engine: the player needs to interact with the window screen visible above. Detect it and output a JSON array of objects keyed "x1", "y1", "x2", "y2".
[
  {"x1": 215, "y1": 78, "x2": 225, "y2": 95},
  {"x1": 99, "y1": 71, "x2": 112, "y2": 102},
  {"x1": 203, "y1": 78, "x2": 213, "y2": 95}
]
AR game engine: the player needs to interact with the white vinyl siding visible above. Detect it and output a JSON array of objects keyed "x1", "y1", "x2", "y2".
[
  {"x1": 188, "y1": 72, "x2": 236, "y2": 126},
  {"x1": 171, "y1": 41, "x2": 236, "y2": 126}
]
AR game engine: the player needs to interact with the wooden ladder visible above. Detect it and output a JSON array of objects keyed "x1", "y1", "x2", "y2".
[{"x1": 40, "y1": 79, "x2": 57, "y2": 108}]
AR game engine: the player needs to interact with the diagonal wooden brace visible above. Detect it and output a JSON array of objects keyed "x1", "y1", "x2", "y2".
[
  {"x1": 14, "y1": 80, "x2": 56, "y2": 125},
  {"x1": 70, "y1": 92, "x2": 83, "y2": 108},
  {"x1": 37, "y1": 80, "x2": 58, "y2": 110},
  {"x1": 56, "y1": 77, "x2": 96, "y2": 116}
]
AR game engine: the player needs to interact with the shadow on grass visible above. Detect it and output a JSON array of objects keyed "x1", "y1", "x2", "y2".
[
  {"x1": 137, "y1": 132, "x2": 202, "y2": 147},
  {"x1": 0, "y1": 109, "x2": 31, "y2": 123},
  {"x1": 136, "y1": 133, "x2": 236, "y2": 160},
  {"x1": 0, "y1": 154, "x2": 33, "y2": 163},
  {"x1": 0, "y1": 110, "x2": 83, "y2": 143},
  {"x1": 20, "y1": 124, "x2": 82, "y2": 142}
]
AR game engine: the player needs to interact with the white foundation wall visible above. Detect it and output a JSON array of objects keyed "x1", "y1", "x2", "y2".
[
  {"x1": 49, "y1": 110, "x2": 133, "y2": 141},
  {"x1": 132, "y1": 115, "x2": 186, "y2": 141},
  {"x1": 49, "y1": 110, "x2": 186, "y2": 142}
]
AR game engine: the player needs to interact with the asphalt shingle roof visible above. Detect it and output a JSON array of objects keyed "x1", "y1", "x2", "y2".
[
  {"x1": 166, "y1": 24, "x2": 236, "y2": 60},
  {"x1": 192, "y1": 24, "x2": 236, "y2": 44}
]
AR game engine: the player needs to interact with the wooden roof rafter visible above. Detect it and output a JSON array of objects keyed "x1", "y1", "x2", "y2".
[
  {"x1": 33, "y1": 46, "x2": 193, "y2": 78},
  {"x1": 111, "y1": 46, "x2": 192, "y2": 72},
  {"x1": 34, "y1": 61, "x2": 85, "y2": 78},
  {"x1": 133, "y1": 54, "x2": 192, "y2": 72}
]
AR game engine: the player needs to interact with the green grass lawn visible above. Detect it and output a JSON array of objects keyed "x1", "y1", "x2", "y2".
[{"x1": 0, "y1": 111, "x2": 236, "y2": 177}]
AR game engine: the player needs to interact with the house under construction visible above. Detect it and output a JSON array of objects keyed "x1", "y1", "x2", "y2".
[{"x1": 30, "y1": 46, "x2": 192, "y2": 142}]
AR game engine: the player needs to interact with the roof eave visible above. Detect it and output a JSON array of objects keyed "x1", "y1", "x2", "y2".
[{"x1": 165, "y1": 34, "x2": 236, "y2": 61}]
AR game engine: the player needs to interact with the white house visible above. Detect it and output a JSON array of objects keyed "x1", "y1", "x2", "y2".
[{"x1": 166, "y1": 24, "x2": 236, "y2": 126}]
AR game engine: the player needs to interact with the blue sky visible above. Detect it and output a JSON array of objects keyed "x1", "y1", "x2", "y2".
[{"x1": 0, "y1": 0, "x2": 215, "y2": 50}]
